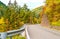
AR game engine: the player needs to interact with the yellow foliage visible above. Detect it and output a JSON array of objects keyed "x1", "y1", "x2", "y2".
[
  {"x1": 52, "y1": 22, "x2": 57, "y2": 25},
  {"x1": 34, "y1": 18, "x2": 37, "y2": 22},
  {"x1": 0, "y1": 17, "x2": 5, "y2": 24},
  {"x1": 19, "y1": 21, "x2": 24, "y2": 25},
  {"x1": 51, "y1": 21, "x2": 60, "y2": 26}
]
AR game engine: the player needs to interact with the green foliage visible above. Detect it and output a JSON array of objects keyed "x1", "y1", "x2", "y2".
[
  {"x1": 32, "y1": 6, "x2": 43, "y2": 24},
  {"x1": 0, "y1": 1, "x2": 7, "y2": 8},
  {"x1": 0, "y1": 1, "x2": 7, "y2": 18},
  {"x1": 32, "y1": 6, "x2": 42, "y2": 14},
  {"x1": 0, "y1": 1, "x2": 41, "y2": 31}
]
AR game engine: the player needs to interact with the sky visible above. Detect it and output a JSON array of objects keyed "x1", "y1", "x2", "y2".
[{"x1": 0, "y1": 0, "x2": 45, "y2": 9}]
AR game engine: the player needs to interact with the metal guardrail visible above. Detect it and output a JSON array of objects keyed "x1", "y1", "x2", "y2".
[{"x1": 0, "y1": 26, "x2": 25, "y2": 39}]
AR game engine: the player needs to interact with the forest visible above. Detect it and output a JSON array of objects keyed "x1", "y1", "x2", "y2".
[
  {"x1": 0, "y1": 1, "x2": 41, "y2": 32},
  {"x1": 0, "y1": 0, "x2": 60, "y2": 32}
]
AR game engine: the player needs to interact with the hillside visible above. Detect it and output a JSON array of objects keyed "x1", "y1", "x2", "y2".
[
  {"x1": 32, "y1": 6, "x2": 43, "y2": 13},
  {"x1": 32, "y1": 6, "x2": 43, "y2": 18}
]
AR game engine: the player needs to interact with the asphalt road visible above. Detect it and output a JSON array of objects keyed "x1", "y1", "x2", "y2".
[{"x1": 27, "y1": 24, "x2": 60, "y2": 39}]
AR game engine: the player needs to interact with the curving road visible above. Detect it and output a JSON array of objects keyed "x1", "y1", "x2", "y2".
[{"x1": 26, "y1": 24, "x2": 60, "y2": 39}]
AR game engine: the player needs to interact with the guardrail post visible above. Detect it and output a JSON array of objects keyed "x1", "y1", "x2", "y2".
[{"x1": 0, "y1": 32, "x2": 7, "y2": 39}]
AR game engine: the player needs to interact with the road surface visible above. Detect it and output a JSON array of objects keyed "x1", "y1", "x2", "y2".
[{"x1": 26, "y1": 24, "x2": 60, "y2": 39}]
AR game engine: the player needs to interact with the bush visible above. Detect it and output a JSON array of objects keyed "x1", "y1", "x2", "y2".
[{"x1": 51, "y1": 21, "x2": 60, "y2": 26}]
